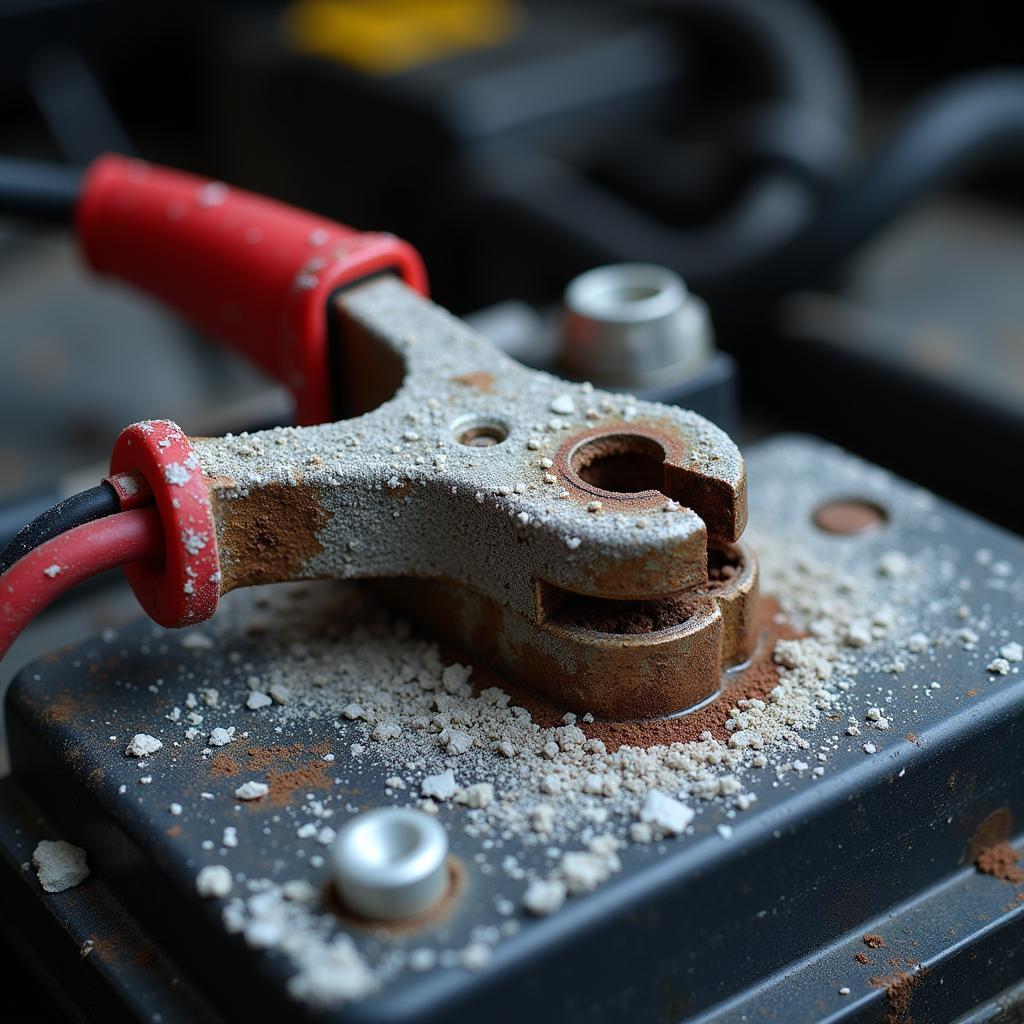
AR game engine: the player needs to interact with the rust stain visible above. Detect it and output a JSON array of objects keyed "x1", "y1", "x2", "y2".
[
  {"x1": 451, "y1": 371, "x2": 496, "y2": 393},
  {"x1": 212, "y1": 481, "x2": 329, "y2": 592},
  {"x1": 586, "y1": 536, "x2": 708, "y2": 599},
  {"x1": 42, "y1": 694, "x2": 78, "y2": 725},
  {"x1": 701, "y1": 541, "x2": 758, "y2": 667},
  {"x1": 869, "y1": 970, "x2": 923, "y2": 1024},
  {"x1": 375, "y1": 568, "x2": 775, "y2": 726},
  {"x1": 553, "y1": 421, "x2": 684, "y2": 514},
  {"x1": 210, "y1": 754, "x2": 240, "y2": 777},
  {"x1": 965, "y1": 808, "x2": 1013, "y2": 864},
  {"x1": 247, "y1": 743, "x2": 304, "y2": 770},
  {"x1": 551, "y1": 418, "x2": 746, "y2": 542},
  {"x1": 580, "y1": 596, "x2": 797, "y2": 750},
  {"x1": 267, "y1": 762, "x2": 330, "y2": 806}
]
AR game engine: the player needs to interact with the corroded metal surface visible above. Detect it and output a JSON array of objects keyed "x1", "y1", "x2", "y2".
[{"x1": 192, "y1": 277, "x2": 755, "y2": 718}]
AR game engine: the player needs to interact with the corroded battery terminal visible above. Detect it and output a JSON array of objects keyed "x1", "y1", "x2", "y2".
[
  {"x1": 4, "y1": 155, "x2": 758, "y2": 721},
  {"x1": 116, "y1": 277, "x2": 756, "y2": 720}
]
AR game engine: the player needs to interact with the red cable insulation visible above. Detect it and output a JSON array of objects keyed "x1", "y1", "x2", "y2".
[{"x1": 0, "y1": 507, "x2": 164, "y2": 662}]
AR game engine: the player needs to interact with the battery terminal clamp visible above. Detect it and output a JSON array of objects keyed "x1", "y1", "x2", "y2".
[
  {"x1": 110, "y1": 280, "x2": 757, "y2": 720},
  {"x1": 8, "y1": 155, "x2": 758, "y2": 721}
]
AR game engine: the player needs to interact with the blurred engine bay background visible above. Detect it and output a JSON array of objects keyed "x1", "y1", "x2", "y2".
[{"x1": 1, "y1": 0, "x2": 1023, "y2": 741}]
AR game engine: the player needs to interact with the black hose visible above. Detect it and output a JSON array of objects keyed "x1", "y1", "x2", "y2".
[
  {"x1": 473, "y1": 147, "x2": 817, "y2": 289},
  {"x1": 0, "y1": 157, "x2": 82, "y2": 223},
  {"x1": 724, "y1": 70, "x2": 1024, "y2": 312},
  {"x1": 657, "y1": 0, "x2": 858, "y2": 126},
  {"x1": 467, "y1": 0, "x2": 858, "y2": 293},
  {"x1": 653, "y1": 0, "x2": 859, "y2": 193},
  {"x1": 0, "y1": 484, "x2": 120, "y2": 575}
]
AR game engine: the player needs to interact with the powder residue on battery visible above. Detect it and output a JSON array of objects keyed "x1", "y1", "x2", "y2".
[
  {"x1": 975, "y1": 841, "x2": 1024, "y2": 884},
  {"x1": 95, "y1": 440, "x2": 1022, "y2": 1009},
  {"x1": 869, "y1": 970, "x2": 921, "y2": 1024}
]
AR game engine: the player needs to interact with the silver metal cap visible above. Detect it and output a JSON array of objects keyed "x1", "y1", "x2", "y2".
[
  {"x1": 561, "y1": 263, "x2": 713, "y2": 387},
  {"x1": 331, "y1": 807, "x2": 449, "y2": 921}
]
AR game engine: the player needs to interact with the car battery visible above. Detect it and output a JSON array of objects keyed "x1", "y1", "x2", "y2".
[{"x1": 2, "y1": 435, "x2": 1023, "y2": 1023}]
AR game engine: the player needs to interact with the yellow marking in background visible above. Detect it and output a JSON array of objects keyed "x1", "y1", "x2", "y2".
[{"x1": 284, "y1": 0, "x2": 523, "y2": 75}]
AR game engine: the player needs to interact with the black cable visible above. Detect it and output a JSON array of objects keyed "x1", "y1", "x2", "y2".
[
  {"x1": 0, "y1": 157, "x2": 82, "y2": 223},
  {"x1": 657, "y1": 0, "x2": 858, "y2": 126},
  {"x1": 654, "y1": 0, "x2": 860, "y2": 192},
  {"x1": 0, "y1": 483, "x2": 120, "y2": 575},
  {"x1": 470, "y1": 147, "x2": 817, "y2": 290},
  {"x1": 465, "y1": 0, "x2": 858, "y2": 294},
  {"x1": 724, "y1": 69, "x2": 1024, "y2": 313}
]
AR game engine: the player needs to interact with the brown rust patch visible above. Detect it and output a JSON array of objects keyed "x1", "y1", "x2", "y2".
[
  {"x1": 212, "y1": 481, "x2": 329, "y2": 592},
  {"x1": 451, "y1": 371, "x2": 496, "y2": 393},
  {"x1": 869, "y1": 971, "x2": 921, "y2": 1024},
  {"x1": 42, "y1": 694, "x2": 78, "y2": 725},
  {"x1": 976, "y1": 841, "x2": 1024, "y2": 884},
  {"x1": 553, "y1": 421, "x2": 686, "y2": 514},
  {"x1": 549, "y1": 416, "x2": 747, "y2": 542},
  {"x1": 445, "y1": 594, "x2": 793, "y2": 746},
  {"x1": 267, "y1": 762, "x2": 330, "y2": 805},
  {"x1": 579, "y1": 596, "x2": 796, "y2": 750},
  {"x1": 210, "y1": 754, "x2": 240, "y2": 777},
  {"x1": 665, "y1": 461, "x2": 747, "y2": 543},
  {"x1": 549, "y1": 592, "x2": 703, "y2": 635},
  {"x1": 965, "y1": 808, "x2": 1013, "y2": 864},
  {"x1": 379, "y1": 566, "x2": 775, "y2": 725},
  {"x1": 247, "y1": 743, "x2": 304, "y2": 770},
  {"x1": 384, "y1": 574, "x2": 725, "y2": 719},
  {"x1": 586, "y1": 535, "x2": 709, "y2": 600},
  {"x1": 701, "y1": 541, "x2": 758, "y2": 667}
]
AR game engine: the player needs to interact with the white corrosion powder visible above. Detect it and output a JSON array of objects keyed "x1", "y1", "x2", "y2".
[
  {"x1": 235, "y1": 781, "x2": 269, "y2": 801},
  {"x1": 119, "y1": 440, "x2": 1023, "y2": 1010},
  {"x1": 638, "y1": 791, "x2": 694, "y2": 836},
  {"x1": 196, "y1": 864, "x2": 233, "y2": 898},
  {"x1": 125, "y1": 733, "x2": 162, "y2": 757},
  {"x1": 33, "y1": 840, "x2": 90, "y2": 893}
]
